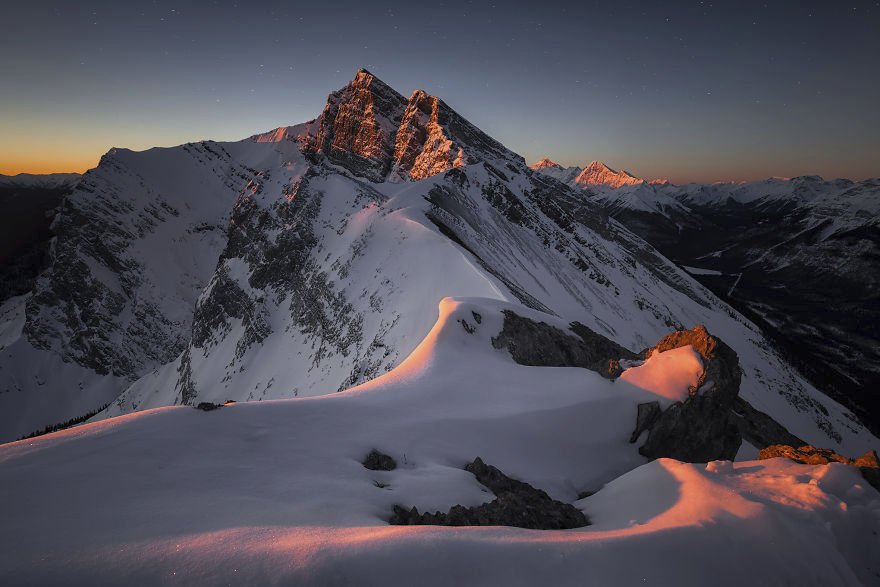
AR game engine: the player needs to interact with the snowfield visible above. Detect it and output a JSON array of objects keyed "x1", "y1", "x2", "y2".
[{"x1": 1, "y1": 298, "x2": 877, "y2": 585}]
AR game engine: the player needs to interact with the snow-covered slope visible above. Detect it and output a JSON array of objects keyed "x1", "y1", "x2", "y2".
[
  {"x1": 98, "y1": 144, "x2": 874, "y2": 454},
  {"x1": 529, "y1": 157, "x2": 582, "y2": 183},
  {"x1": 0, "y1": 142, "x2": 300, "y2": 440},
  {"x1": 1, "y1": 298, "x2": 877, "y2": 585},
  {"x1": 591, "y1": 181, "x2": 691, "y2": 217},
  {"x1": 531, "y1": 164, "x2": 879, "y2": 435},
  {"x1": 0, "y1": 71, "x2": 875, "y2": 463}
]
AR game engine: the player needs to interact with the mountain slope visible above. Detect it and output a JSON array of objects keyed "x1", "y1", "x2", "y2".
[
  {"x1": 529, "y1": 158, "x2": 582, "y2": 183},
  {"x1": 0, "y1": 72, "x2": 875, "y2": 461},
  {"x1": 534, "y1": 167, "x2": 880, "y2": 434}
]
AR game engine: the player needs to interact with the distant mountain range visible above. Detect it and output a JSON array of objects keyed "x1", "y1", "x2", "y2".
[{"x1": 530, "y1": 158, "x2": 668, "y2": 189}]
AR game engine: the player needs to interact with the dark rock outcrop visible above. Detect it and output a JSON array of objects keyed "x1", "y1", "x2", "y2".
[
  {"x1": 630, "y1": 401, "x2": 661, "y2": 443},
  {"x1": 493, "y1": 314, "x2": 792, "y2": 463},
  {"x1": 363, "y1": 449, "x2": 397, "y2": 471},
  {"x1": 759, "y1": 444, "x2": 880, "y2": 492},
  {"x1": 492, "y1": 310, "x2": 637, "y2": 379},
  {"x1": 636, "y1": 325, "x2": 743, "y2": 462},
  {"x1": 389, "y1": 457, "x2": 588, "y2": 529},
  {"x1": 730, "y1": 396, "x2": 805, "y2": 449},
  {"x1": 195, "y1": 402, "x2": 223, "y2": 411}
]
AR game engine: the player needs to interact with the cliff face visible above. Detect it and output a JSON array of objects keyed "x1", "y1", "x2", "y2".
[
  {"x1": 301, "y1": 70, "x2": 408, "y2": 182},
  {"x1": 393, "y1": 90, "x2": 465, "y2": 181},
  {"x1": 260, "y1": 69, "x2": 520, "y2": 183}
]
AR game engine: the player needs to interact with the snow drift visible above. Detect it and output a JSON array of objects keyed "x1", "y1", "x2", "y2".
[{"x1": 0, "y1": 298, "x2": 877, "y2": 585}]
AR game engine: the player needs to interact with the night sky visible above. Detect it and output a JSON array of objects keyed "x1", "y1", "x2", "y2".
[{"x1": 2, "y1": 0, "x2": 878, "y2": 182}]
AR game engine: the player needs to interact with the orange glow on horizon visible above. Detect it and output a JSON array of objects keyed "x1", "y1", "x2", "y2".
[{"x1": 0, "y1": 152, "x2": 100, "y2": 176}]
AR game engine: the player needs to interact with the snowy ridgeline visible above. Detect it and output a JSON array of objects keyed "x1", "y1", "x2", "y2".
[
  {"x1": 0, "y1": 131, "x2": 874, "y2": 456},
  {"x1": 0, "y1": 299, "x2": 877, "y2": 584}
]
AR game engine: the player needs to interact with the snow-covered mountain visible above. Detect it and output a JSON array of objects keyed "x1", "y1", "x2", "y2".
[
  {"x1": 533, "y1": 164, "x2": 880, "y2": 435},
  {"x1": 574, "y1": 160, "x2": 645, "y2": 189},
  {"x1": 529, "y1": 157, "x2": 582, "y2": 183},
  {"x1": 1, "y1": 70, "x2": 878, "y2": 585},
  {"x1": 0, "y1": 70, "x2": 875, "y2": 464},
  {"x1": 529, "y1": 158, "x2": 669, "y2": 190}
]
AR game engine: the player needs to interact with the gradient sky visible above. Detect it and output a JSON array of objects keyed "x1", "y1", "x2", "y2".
[{"x1": 2, "y1": 0, "x2": 879, "y2": 183}]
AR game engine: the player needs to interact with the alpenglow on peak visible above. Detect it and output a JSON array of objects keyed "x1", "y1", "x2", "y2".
[{"x1": 252, "y1": 70, "x2": 522, "y2": 182}]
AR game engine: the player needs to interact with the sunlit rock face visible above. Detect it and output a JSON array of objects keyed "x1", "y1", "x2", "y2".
[
  {"x1": 393, "y1": 90, "x2": 466, "y2": 181},
  {"x1": 575, "y1": 160, "x2": 645, "y2": 189},
  {"x1": 302, "y1": 69, "x2": 408, "y2": 182},
  {"x1": 256, "y1": 69, "x2": 519, "y2": 183},
  {"x1": 530, "y1": 157, "x2": 562, "y2": 171},
  {"x1": 387, "y1": 84, "x2": 519, "y2": 181},
  {"x1": 392, "y1": 89, "x2": 516, "y2": 181}
]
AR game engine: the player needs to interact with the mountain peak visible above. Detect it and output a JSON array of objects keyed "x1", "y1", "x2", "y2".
[
  {"x1": 297, "y1": 70, "x2": 408, "y2": 180},
  {"x1": 530, "y1": 158, "x2": 563, "y2": 170},
  {"x1": 256, "y1": 71, "x2": 521, "y2": 182},
  {"x1": 576, "y1": 160, "x2": 644, "y2": 189},
  {"x1": 349, "y1": 68, "x2": 393, "y2": 93}
]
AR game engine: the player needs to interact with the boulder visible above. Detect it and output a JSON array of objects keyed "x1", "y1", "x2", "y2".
[
  {"x1": 636, "y1": 325, "x2": 743, "y2": 462},
  {"x1": 195, "y1": 402, "x2": 223, "y2": 411},
  {"x1": 362, "y1": 449, "x2": 397, "y2": 471}
]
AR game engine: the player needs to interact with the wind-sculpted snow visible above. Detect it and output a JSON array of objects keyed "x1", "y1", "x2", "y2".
[{"x1": 1, "y1": 299, "x2": 877, "y2": 585}]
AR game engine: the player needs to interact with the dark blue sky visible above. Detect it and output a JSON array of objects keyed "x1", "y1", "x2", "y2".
[{"x1": 2, "y1": 0, "x2": 878, "y2": 182}]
